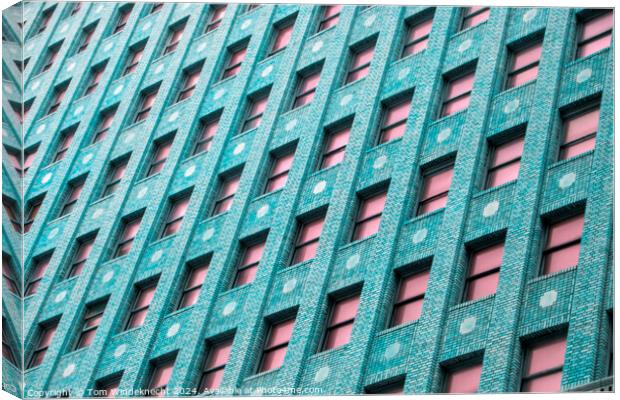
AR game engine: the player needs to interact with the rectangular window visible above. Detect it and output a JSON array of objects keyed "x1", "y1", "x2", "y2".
[
  {"x1": 213, "y1": 174, "x2": 241, "y2": 216},
  {"x1": 269, "y1": 21, "x2": 294, "y2": 55},
  {"x1": 390, "y1": 269, "x2": 429, "y2": 327},
  {"x1": 576, "y1": 11, "x2": 613, "y2": 59},
  {"x1": 2, "y1": 196, "x2": 20, "y2": 232},
  {"x1": 102, "y1": 157, "x2": 128, "y2": 198},
  {"x1": 233, "y1": 240, "x2": 265, "y2": 288},
  {"x1": 560, "y1": 106, "x2": 599, "y2": 160},
  {"x1": 222, "y1": 45, "x2": 247, "y2": 79},
  {"x1": 402, "y1": 17, "x2": 433, "y2": 58},
  {"x1": 67, "y1": 236, "x2": 95, "y2": 278},
  {"x1": 112, "y1": 5, "x2": 132, "y2": 34},
  {"x1": 2, "y1": 319, "x2": 17, "y2": 366},
  {"x1": 417, "y1": 166, "x2": 454, "y2": 216},
  {"x1": 5, "y1": 147, "x2": 21, "y2": 175},
  {"x1": 94, "y1": 374, "x2": 122, "y2": 398},
  {"x1": 176, "y1": 66, "x2": 202, "y2": 103},
  {"x1": 53, "y1": 126, "x2": 76, "y2": 163},
  {"x1": 41, "y1": 42, "x2": 61, "y2": 73},
  {"x1": 148, "y1": 357, "x2": 175, "y2": 396},
  {"x1": 461, "y1": 6, "x2": 490, "y2": 30},
  {"x1": 292, "y1": 70, "x2": 321, "y2": 109},
  {"x1": 134, "y1": 87, "x2": 159, "y2": 123},
  {"x1": 317, "y1": 5, "x2": 341, "y2": 32},
  {"x1": 320, "y1": 125, "x2": 350, "y2": 170},
  {"x1": 352, "y1": 190, "x2": 387, "y2": 241},
  {"x1": 541, "y1": 214, "x2": 584, "y2": 275},
  {"x1": 178, "y1": 259, "x2": 209, "y2": 309},
  {"x1": 35, "y1": 6, "x2": 54, "y2": 35},
  {"x1": 506, "y1": 42, "x2": 542, "y2": 89},
  {"x1": 378, "y1": 97, "x2": 412, "y2": 144},
  {"x1": 365, "y1": 379, "x2": 405, "y2": 394},
  {"x1": 265, "y1": 152, "x2": 294, "y2": 193},
  {"x1": 2, "y1": 254, "x2": 19, "y2": 295},
  {"x1": 76, "y1": 24, "x2": 96, "y2": 53},
  {"x1": 258, "y1": 317, "x2": 295, "y2": 373},
  {"x1": 70, "y1": 2, "x2": 82, "y2": 16},
  {"x1": 23, "y1": 146, "x2": 37, "y2": 175},
  {"x1": 47, "y1": 83, "x2": 69, "y2": 115},
  {"x1": 24, "y1": 196, "x2": 43, "y2": 233},
  {"x1": 113, "y1": 214, "x2": 143, "y2": 259},
  {"x1": 59, "y1": 179, "x2": 84, "y2": 217},
  {"x1": 464, "y1": 242, "x2": 504, "y2": 301},
  {"x1": 162, "y1": 22, "x2": 185, "y2": 55},
  {"x1": 241, "y1": 94, "x2": 268, "y2": 132},
  {"x1": 123, "y1": 45, "x2": 144, "y2": 76},
  {"x1": 83, "y1": 64, "x2": 106, "y2": 96},
  {"x1": 199, "y1": 338, "x2": 233, "y2": 392},
  {"x1": 150, "y1": 3, "x2": 163, "y2": 14},
  {"x1": 521, "y1": 335, "x2": 567, "y2": 392},
  {"x1": 193, "y1": 115, "x2": 219, "y2": 155},
  {"x1": 160, "y1": 193, "x2": 191, "y2": 238},
  {"x1": 322, "y1": 293, "x2": 360, "y2": 351},
  {"x1": 93, "y1": 108, "x2": 116, "y2": 144},
  {"x1": 205, "y1": 5, "x2": 226, "y2": 33},
  {"x1": 291, "y1": 215, "x2": 325, "y2": 265},
  {"x1": 26, "y1": 254, "x2": 51, "y2": 296},
  {"x1": 486, "y1": 136, "x2": 524, "y2": 188},
  {"x1": 444, "y1": 363, "x2": 483, "y2": 393},
  {"x1": 28, "y1": 322, "x2": 58, "y2": 368},
  {"x1": 75, "y1": 301, "x2": 106, "y2": 349},
  {"x1": 441, "y1": 72, "x2": 474, "y2": 117},
  {"x1": 126, "y1": 282, "x2": 157, "y2": 330},
  {"x1": 345, "y1": 43, "x2": 375, "y2": 84}
]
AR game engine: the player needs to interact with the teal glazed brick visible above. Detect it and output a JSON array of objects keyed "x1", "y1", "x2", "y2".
[{"x1": 1, "y1": 2, "x2": 614, "y2": 398}]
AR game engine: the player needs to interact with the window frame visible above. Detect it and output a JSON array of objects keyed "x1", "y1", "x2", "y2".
[
  {"x1": 92, "y1": 107, "x2": 117, "y2": 144},
  {"x1": 264, "y1": 151, "x2": 295, "y2": 194},
  {"x1": 462, "y1": 241, "x2": 504, "y2": 302},
  {"x1": 134, "y1": 86, "x2": 159, "y2": 123},
  {"x1": 559, "y1": 103, "x2": 600, "y2": 161},
  {"x1": 240, "y1": 92, "x2": 269, "y2": 133},
  {"x1": 416, "y1": 164, "x2": 454, "y2": 216},
  {"x1": 575, "y1": 10, "x2": 613, "y2": 59},
  {"x1": 66, "y1": 235, "x2": 96, "y2": 278},
  {"x1": 25, "y1": 253, "x2": 52, "y2": 296},
  {"x1": 124, "y1": 281, "x2": 158, "y2": 330},
  {"x1": 177, "y1": 258, "x2": 210, "y2": 310},
  {"x1": 232, "y1": 239, "x2": 266, "y2": 288},
  {"x1": 401, "y1": 15, "x2": 433, "y2": 58},
  {"x1": 440, "y1": 70, "x2": 475, "y2": 118},
  {"x1": 112, "y1": 214, "x2": 143, "y2": 259},
  {"x1": 290, "y1": 214, "x2": 325, "y2": 266},
  {"x1": 292, "y1": 68, "x2": 321, "y2": 110},
  {"x1": 24, "y1": 195, "x2": 44, "y2": 232},
  {"x1": 159, "y1": 192, "x2": 192, "y2": 239},
  {"x1": 460, "y1": 6, "x2": 490, "y2": 31},
  {"x1": 351, "y1": 189, "x2": 388, "y2": 242},
  {"x1": 519, "y1": 334, "x2": 567, "y2": 392},
  {"x1": 175, "y1": 64, "x2": 203, "y2": 103},
  {"x1": 344, "y1": 41, "x2": 376, "y2": 85},
  {"x1": 388, "y1": 268, "x2": 430, "y2": 328},
  {"x1": 268, "y1": 19, "x2": 295, "y2": 56},
  {"x1": 317, "y1": 5, "x2": 341, "y2": 33},
  {"x1": 198, "y1": 337, "x2": 234, "y2": 392},
  {"x1": 319, "y1": 123, "x2": 351, "y2": 170},
  {"x1": 112, "y1": 4, "x2": 133, "y2": 35},
  {"x1": 320, "y1": 292, "x2": 360, "y2": 352},
  {"x1": 75, "y1": 300, "x2": 107, "y2": 350},
  {"x1": 205, "y1": 5, "x2": 226, "y2": 33},
  {"x1": 222, "y1": 44, "x2": 248, "y2": 80},
  {"x1": 257, "y1": 316, "x2": 296, "y2": 373},
  {"x1": 212, "y1": 173, "x2": 241, "y2": 216},
  {"x1": 539, "y1": 213, "x2": 584, "y2": 276},
  {"x1": 505, "y1": 41, "x2": 543, "y2": 90},
  {"x1": 484, "y1": 134, "x2": 525, "y2": 189},
  {"x1": 192, "y1": 114, "x2": 220, "y2": 156},
  {"x1": 162, "y1": 21, "x2": 186, "y2": 56},
  {"x1": 122, "y1": 43, "x2": 145, "y2": 76},
  {"x1": 377, "y1": 95, "x2": 412, "y2": 145},
  {"x1": 58, "y1": 178, "x2": 84, "y2": 217},
  {"x1": 28, "y1": 321, "x2": 58, "y2": 369}
]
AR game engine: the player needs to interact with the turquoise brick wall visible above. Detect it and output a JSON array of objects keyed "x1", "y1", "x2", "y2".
[{"x1": 1, "y1": 2, "x2": 614, "y2": 398}]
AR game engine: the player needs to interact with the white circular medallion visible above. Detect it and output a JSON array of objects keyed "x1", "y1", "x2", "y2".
[
  {"x1": 5, "y1": 84, "x2": 12, "y2": 94},
  {"x1": 482, "y1": 200, "x2": 499, "y2": 218},
  {"x1": 559, "y1": 172, "x2": 576, "y2": 189},
  {"x1": 197, "y1": 42, "x2": 207, "y2": 53},
  {"x1": 576, "y1": 68, "x2": 592, "y2": 83},
  {"x1": 104, "y1": 42, "x2": 113, "y2": 52},
  {"x1": 151, "y1": 250, "x2": 163, "y2": 262},
  {"x1": 82, "y1": 153, "x2": 93, "y2": 164},
  {"x1": 31, "y1": 81, "x2": 40, "y2": 90},
  {"x1": 168, "y1": 111, "x2": 179, "y2": 122},
  {"x1": 113, "y1": 85, "x2": 124, "y2": 95},
  {"x1": 214, "y1": 89, "x2": 226, "y2": 100},
  {"x1": 102, "y1": 270, "x2": 114, "y2": 283},
  {"x1": 459, "y1": 316, "x2": 476, "y2": 335},
  {"x1": 95, "y1": 4, "x2": 104, "y2": 13},
  {"x1": 458, "y1": 39, "x2": 472, "y2": 53},
  {"x1": 54, "y1": 291, "x2": 67, "y2": 303},
  {"x1": 166, "y1": 323, "x2": 180, "y2": 337},
  {"x1": 42, "y1": 172, "x2": 52, "y2": 184},
  {"x1": 137, "y1": 187, "x2": 148, "y2": 199},
  {"x1": 27, "y1": 43, "x2": 34, "y2": 51},
  {"x1": 412, "y1": 228, "x2": 428, "y2": 244},
  {"x1": 261, "y1": 65, "x2": 273, "y2": 77},
  {"x1": 73, "y1": 106, "x2": 84, "y2": 116},
  {"x1": 184, "y1": 165, "x2": 196, "y2": 177},
  {"x1": 123, "y1": 132, "x2": 135, "y2": 144},
  {"x1": 384, "y1": 342, "x2": 401, "y2": 360},
  {"x1": 67, "y1": 62, "x2": 76, "y2": 72},
  {"x1": 503, "y1": 99, "x2": 520, "y2": 114},
  {"x1": 314, "y1": 366, "x2": 330, "y2": 382},
  {"x1": 48, "y1": 228, "x2": 59, "y2": 239},
  {"x1": 312, "y1": 41, "x2": 323, "y2": 53},
  {"x1": 285, "y1": 119, "x2": 297, "y2": 131},
  {"x1": 155, "y1": 64, "x2": 164, "y2": 74},
  {"x1": 257, "y1": 205, "x2": 269, "y2": 218},
  {"x1": 202, "y1": 228, "x2": 214, "y2": 241},
  {"x1": 241, "y1": 19, "x2": 252, "y2": 30},
  {"x1": 437, "y1": 128, "x2": 451, "y2": 143},
  {"x1": 113, "y1": 344, "x2": 126, "y2": 358},
  {"x1": 36, "y1": 124, "x2": 46, "y2": 134},
  {"x1": 373, "y1": 155, "x2": 387, "y2": 169},
  {"x1": 346, "y1": 254, "x2": 360, "y2": 270},
  {"x1": 282, "y1": 278, "x2": 297, "y2": 294},
  {"x1": 233, "y1": 142, "x2": 245, "y2": 155},
  {"x1": 62, "y1": 363, "x2": 75, "y2": 377},
  {"x1": 142, "y1": 22, "x2": 152, "y2": 31},
  {"x1": 364, "y1": 14, "x2": 376, "y2": 27},
  {"x1": 523, "y1": 9, "x2": 538, "y2": 22},
  {"x1": 539, "y1": 290, "x2": 558, "y2": 308},
  {"x1": 222, "y1": 301, "x2": 236, "y2": 316},
  {"x1": 340, "y1": 94, "x2": 353, "y2": 106},
  {"x1": 60, "y1": 24, "x2": 69, "y2": 33},
  {"x1": 313, "y1": 180, "x2": 327, "y2": 194},
  {"x1": 93, "y1": 208, "x2": 104, "y2": 219},
  {"x1": 398, "y1": 67, "x2": 410, "y2": 80}
]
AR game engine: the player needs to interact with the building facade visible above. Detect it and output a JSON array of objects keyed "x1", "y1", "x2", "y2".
[{"x1": 1, "y1": 2, "x2": 614, "y2": 397}]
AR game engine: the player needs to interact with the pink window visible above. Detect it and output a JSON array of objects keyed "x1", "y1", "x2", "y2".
[
  {"x1": 134, "y1": 88, "x2": 159, "y2": 123},
  {"x1": 379, "y1": 98, "x2": 412, "y2": 143},
  {"x1": 29, "y1": 322, "x2": 58, "y2": 368},
  {"x1": 441, "y1": 72, "x2": 474, "y2": 117},
  {"x1": 102, "y1": 158, "x2": 128, "y2": 197},
  {"x1": 322, "y1": 294, "x2": 360, "y2": 351},
  {"x1": 177, "y1": 67, "x2": 202, "y2": 102},
  {"x1": 59, "y1": 180, "x2": 84, "y2": 217},
  {"x1": 506, "y1": 42, "x2": 542, "y2": 89},
  {"x1": 149, "y1": 358, "x2": 175, "y2": 396},
  {"x1": 26, "y1": 254, "x2": 51, "y2": 296},
  {"x1": 199, "y1": 338, "x2": 233, "y2": 392},
  {"x1": 444, "y1": 363, "x2": 483, "y2": 393},
  {"x1": 42, "y1": 45, "x2": 59, "y2": 72},
  {"x1": 560, "y1": 106, "x2": 599, "y2": 160},
  {"x1": 150, "y1": 3, "x2": 163, "y2": 14},
  {"x1": 96, "y1": 376, "x2": 122, "y2": 398},
  {"x1": 93, "y1": 110, "x2": 116, "y2": 143},
  {"x1": 241, "y1": 95, "x2": 268, "y2": 132},
  {"x1": 3, "y1": 197, "x2": 20, "y2": 232},
  {"x1": 402, "y1": 17, "x2": 433, "y2": 57},
  {"x1": 113, "y1": 6, "x2": 132, "y2": 34},
  {"x1": 317, "y1": 5, "x2": 341, "y2": 32},
  {"x1": 542, "y1": 214, "x2": 584, "y2": 275},
  {"x1": 321, "y1": 126, "x2": 350, "y2": 169},
  {"x1": 465, "y1": 243, "x2": 504, "y2": 301},
  {"x1": 77, "y1": 25, "x2": 95, "y2": 53},
  {"x1": 577, "y1": 11, "x2": 613, "y2": 59},
  {"x1": 71, "y1": 2, "x2": 82, "y2": 16},
  {"x1": 205, "y1": 5, "x2": 226, "y2": 32},
  {"x1": 67, "y1": 237, "x2": 95, "y2": 278},
  {"x1": 53, "y1": 128, "x2": 75, "y2": 162},
  {"x1": 232, "y1": 241, "x2": 265, "y2": 288},
  {"x1": 36, "y1": 7, "x2": 54, "y2": 34},
  {"x1": 5, "y1": 147, "x2": 22, "y2": 176},
  {"x1": 48, "y1": 84, "x2": 68, "y2": 114},
  {"x1": 146, "y1": 138, "x2": 173, "y2": 177},
  {"x1": 123, "y1": 46, "x2": 144, "y2": 76},
  {"x1": 390, "y1": 269, "x2": 429, "y2": 327},
  {"x1": 163, "y1": 23, "x2": 185, "y2": 55},
  {"x1": 292, "y1": 70, "x2": 321, "y2": 109},
  {"x1": 161, "y1": 194, "x2": 191, "y2": 238},
  {"x1": 213, "y1": 174, "x2": 241, "y2": 215},
  {"x1": 291, "y1": 216, "x2": 325, "y2": 265},
  {"x1": 461, "y1": 6, "x2": 490, "y2": 30},
  {"x1": 178, "y1": 260, "x2": 209, "y2": 309},
  {"x1": 23, "y1": 147, "x2": 37, "y2": 175},
  {"x1": 265, "y1": 152, "x2": 294, "y2": 193},
  {"x1": 84, "y1": 66, "x2": 105, "y2": 96},
  {"x1": 194, "y1": 117, "x2": 219, "y2": 155},
  {"x1": 114, "y1": 215, "x2": 142, "y2": 258},
  {"x1": 486, "y1": 136, "x2": 524, "y2": 188},
  {"x1": 24, "y1": 197, "x2": 42, "y2": 232},
  {"x1": 346, "y1": 44, "x2": 375, "y2": 84},
  {"x1": 352, "y1": 191, "x2": 387, "y2": 241},
  {"x1": 270, "y1": 23, "x2": 294, "y2": 55},
  {"x1": 2, "y1": 255, "x2": 19, "y2": 295},
  {"x1": 223, "y1": 46, "x2": 247, "y2": 79},
  {"x1": 75, "y1": 302, "x2": 106, "y2": 349},
  {"x1": 417, "y1": 166, "x2": 453, "y2": 216},
  {"x1": 259, "y1": 318, "x2": 295, "y2": 372},
  {"x1": 521, "y1": 335, "x2": 567, "y2": 392},
  {"x1": 126, "y1": 284, "x2": 157, "y2": 329}
]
